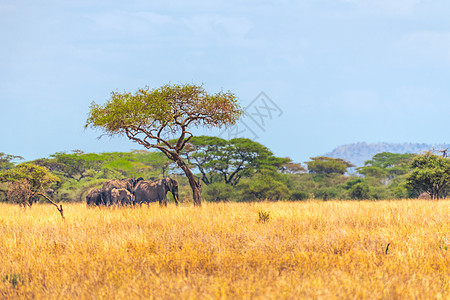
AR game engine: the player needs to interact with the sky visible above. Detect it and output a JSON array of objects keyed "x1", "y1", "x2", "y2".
[{"x1": 1, "y1": 0, "x2": 450, "y2": 164}]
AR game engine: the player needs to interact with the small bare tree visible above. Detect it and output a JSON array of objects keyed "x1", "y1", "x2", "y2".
[{"x1": 0, "y1": 164, "x2": 64, "y2": 219}]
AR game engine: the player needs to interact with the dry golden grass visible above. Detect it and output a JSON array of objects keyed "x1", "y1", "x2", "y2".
[{"x1": 0, "y1": 200, "x2": 449, "y2": 299}]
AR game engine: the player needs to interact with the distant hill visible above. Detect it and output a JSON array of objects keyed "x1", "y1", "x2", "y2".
[{"x1": 324, "y1": 142, "x2": 450, "y2": 167}]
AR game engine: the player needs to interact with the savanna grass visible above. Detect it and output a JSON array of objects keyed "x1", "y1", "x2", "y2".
[{"x1": 0, "y1": 200, "x2": 449, "y2": 299}]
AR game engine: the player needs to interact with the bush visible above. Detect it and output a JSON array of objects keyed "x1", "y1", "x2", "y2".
[
  {"x1": 203, "y1": 182, "x2": 236, "y2": 202},
  {"x1": 349, "y1": 182, "x2": 370, "y2": 200},
  {"x1": 239, "y1": 174, "x2": 289, "y2": 201},
  {"x1": 289, "y1": 191, "x2": 309, "y2": 201},
  {"x1": 313, "y1": 187, "x2": 343, "y2": 200}
]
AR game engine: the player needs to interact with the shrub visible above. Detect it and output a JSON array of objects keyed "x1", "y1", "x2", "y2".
[
  {"x1": 239, "y1": 174, "x2": 289, "y2": 201},
  {"x1": 203, "y1": 182, "x2": 236, "y2": 202},
  {"x1": 2, "y1": 273, "x2": 24, "y2": 288},
  {"x1": 258, "y1": 210, "x2": 270, "y2": 223},
  {"x1": 349, "y1": 182, "x2": 370, "y2": 200},
  {"x1": 289, "y1": 191, "x2": 309, "y2": 201}
]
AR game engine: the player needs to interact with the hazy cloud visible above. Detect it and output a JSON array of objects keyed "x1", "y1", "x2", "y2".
[
  {"x1": 395, "y1": 31, "x2": 450, "y2": 64},
  {"x1": 343, "y1": 0, "x2": 422, "y2": 16}
]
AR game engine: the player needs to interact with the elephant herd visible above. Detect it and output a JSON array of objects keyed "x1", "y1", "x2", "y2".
[{"x1": 86, "y1": 177, "x2": 179, "y2": 207}]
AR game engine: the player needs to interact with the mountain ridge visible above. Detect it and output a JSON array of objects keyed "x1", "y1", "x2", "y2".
[{"x1": 324, "y1": 142, "x2": 450, "y2": 167}]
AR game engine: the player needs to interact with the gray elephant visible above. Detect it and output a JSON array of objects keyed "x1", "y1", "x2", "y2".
[
  {"x1": 133, "y1": 177, "x2": 179, "y2": 206},
  {"x1": 86, "y1": 188, "x2": 103, "y2": 206},
  {"x1": 101, "y1": 178, "x2": 142, "y2": 206},
  {"x1": 111, "y1": 188, "x2": 134, "y2": 205}
]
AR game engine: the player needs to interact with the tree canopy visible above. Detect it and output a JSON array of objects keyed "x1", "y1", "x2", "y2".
[
  {"x1": 406, "y1": 152, "x2": 450, "y2": 199},
  {"x1": 306, "y1": 156, "x2": 354, "y2": 175},
  {"x1": 0, "y1": 152, "x2": 23, "y2": 171}
]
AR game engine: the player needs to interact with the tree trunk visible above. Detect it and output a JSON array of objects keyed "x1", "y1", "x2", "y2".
[{"x1": 173, "y1": 155, "x2": 201, "y2": 206}]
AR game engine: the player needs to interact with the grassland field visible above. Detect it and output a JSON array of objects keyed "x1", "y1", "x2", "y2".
[{"x1": 0, "y1": 200, "x2": 449, "y2": 299}]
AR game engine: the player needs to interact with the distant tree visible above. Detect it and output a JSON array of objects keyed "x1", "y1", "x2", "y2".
[
  {"x1": 86, "y1": 83, "x2": 243, "y2": 205},
  {"x1": 203, "y1": 182, "x2": 236, "y2": 202},
  {"x1": 130, "y1": 150, "x2": 174, "y2": 178},
  {"x1": 239, "y1": 172, "x2": 289, "y2": 201},
  {"x1": 0, "y1": 152, "x2": 23, "y2": 171},
  {"x1": 182, "y1": 137, "x2": 289, "y2": 186},
  {"x1": 179, "y1": 136, "x2": 227, "y2": 185},
  {"x1": 359, "y1": 152, "x2": 415, "y2": 182},
  {"x1": 406, "y1": 152, "x2": 450, "y2": 199},
  {"x1": 0, "y1": 164, "x2": 64, "y2": 219},
  {"x1": 212, "y1": 138, "x2": 288, "y2": 186},
  {"x1": 349, "y1": 182, "x2": 370, "y2": 200},
  {"x1": 0, "y1": 153, "x2": 24, "y2": 201},
  {"x1": 306, "y1": 156, "x2": 354, "y2": 175},
  {"x1": 34, "y1": 151, "x2": 103, "y2": 182},
  {"x1": 280, "y1": 161, "x2": 306, "y2": 175}
]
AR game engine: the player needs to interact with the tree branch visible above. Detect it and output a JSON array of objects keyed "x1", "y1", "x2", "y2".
[{"x1": 37, "y1": 192, "x2": 65, "y2": 220}]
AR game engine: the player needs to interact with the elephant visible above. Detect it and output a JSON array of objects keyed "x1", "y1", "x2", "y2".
[
  {"x1": 101, "y1": 178, "x2": 143, "y2": 206},
  {"x1": 133, "y1": 177, "x2": 179, "y2": 206},
  {"x1": 86, "y1": 188, "x2": 103, "y2": 206},
  {"x1": 111, "y1": 188, "x2": 134, "y2": 205}
]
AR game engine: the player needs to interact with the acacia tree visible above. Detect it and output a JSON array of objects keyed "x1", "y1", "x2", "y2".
[
  {"x1": 0, "y1": 152, "x2": 23, "y2": 171},
  {"x1": 34, "y1": 151, "x2": 102, "y2": 182},
  {"x1": 180, "y1": 136, "x2": 289, "y2": 186},
  {"x1": 406, "y1": 152, "x2": 450, "y2": 199},
  {"x1": 179, "y1": 135, "x2": 227, "y2": 185},
  {"x1": 306, "y1": 156, "x2": 354, "y2": 175},
  {"x1": 86, "y1": 83, "x2": 242, "y2": 206}
]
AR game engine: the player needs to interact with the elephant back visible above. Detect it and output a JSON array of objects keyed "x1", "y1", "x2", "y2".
[
  {"x1": 102, "y1": 179, "x2": 129, "y2": 191},
  {"x1": 132, "y1": 180, "x2": 163, "y2": 204}
]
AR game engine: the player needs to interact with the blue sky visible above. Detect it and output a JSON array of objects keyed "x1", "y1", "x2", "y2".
[{"x1": 1, "y1": 0, "x2": 450, "y2": 163}]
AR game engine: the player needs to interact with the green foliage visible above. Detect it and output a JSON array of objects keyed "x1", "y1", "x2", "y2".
[
  {"x1": 182, "y1": 136, "x2": 289, "y2": 186},
  {"x1": 180, "y1": 135, "x2": 227, "y2": 185},
  {"x1": 406, "y1": 152, "x2": 450, "y2": 199},
  {"x1": 2, "y1": 143, "x2": 436, "y2": 203},
  {"x1": 0, "y1": 163, "x2": 60, "y2": 205},
  {"x1": 306, "y1": 157, "x2": 354, "y2": 175},
  {"x1": 239, "y1": 172, "x2": 289, "y2": 201},
  {"x1": 86, "y1": 84, "x2": 242, "y2": 137},
  {"x1": 258, "y1": 211, "x2": 271, "y2": 223},
  {"x1": 349, "y1": 182, "x2": 370, "y2": 200},
  {"x1": 0, "y1": 152, "x2": 23, "y2": 171},
  {"x1": 280, "y1": 161, "x2": 306, "y2": 174},
  {"x1": 289, "y1": 191, "x2": 310, "y2": 201},
  {"x1": 2, "y1": 273, "x2": 24, "y2": 288},
  {"x1": 0, "y1": 163, "x2": 60, "y2": 190},
  {"x1": 359, "y1": 152, "x2": 415, "y2": 184},
  {"x1": 34, "y1": 151, "x2": 103, "y2": 182},
  {"x1": 203, "y1": 182, "x2": 236, "y2": 202},
  {"x1": 313, "y1": 187, "x2": 344, "y2": 200}
]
